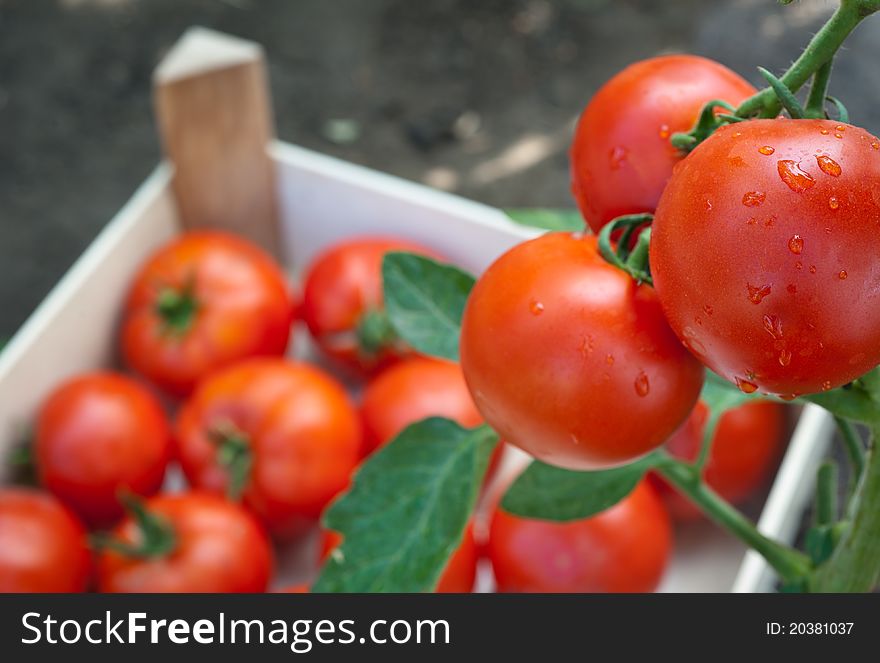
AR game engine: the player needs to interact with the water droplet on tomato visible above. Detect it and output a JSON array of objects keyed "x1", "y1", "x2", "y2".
[
  {"x1": 634, "y1": 372, "x2": 650, "y2": 397},
  {"x1": 762, "y1": 314, "x2": 783, "y2": 339},
  {"x1": 779, "y1": 393, "x2": 798, "y2": 402},
  {"x1": 778, "y1": 349, "x2": 792, "y2": 366},
  {"x1": 834, "y1": 133, "x2": 843, "y2": 139},
  {"x1": 829, "y1": 196, "x2": 840, "y2": 209},
  {"x1": 838, "y1": 270, "x2": 848, "y2": 280},
  {"x1": 703, "y1": 304, "x2": 714, "y2": 316},
  {"x1": 747, "y1": 283, "x2": 772, "y2": 304},
  {"x1": 795, "y1": 261, "x2": 803, "y2": 270},
  {"x1": 822, "y1": 381, "x2": 832, "y2": 391},
  {"x1": 820, "y1": 129, "x2": 830, "y2": 135},
  {"x1": 816, "y1": 155, "x2": 842, "y2": 177},
  {"x1": 835, "y1": 125, "x2": 846, "y2": 132},
  {"x1": 872, "y1": 141, "x2": 880, "y2": 150},
  {"x1": 570, "y1": 433, "x2": 580, "y2": 446},
  {"x1": 747, "y1": 217, "x2": 757, "y2": 226},
  {"x1": 758, "y1": 145, "x2": 775, "y2": 155},
  {"x1": 809, "y1": 265, "x2": 817, "y2": 274},
  {"x1": 605, "y1": 354, "x2": 615, "y2": 365},
  {"x1": 788, "y1": 235, "x2": 804, "y2": 254},
  {"x1": 777, "y1": 160, "x2": 815, "y2": 192},
  {"x1": 609, "y1": 146, "x2": 627, "y2": 170},
  {"x1": 659, "y1": 124, "x2": 670, "y2": 139},
  {"x1": 735, "y1": 377, "x2": 758, "y2": 394},
  {"x1": 742, "y1": 191, "x2": 766, "y2": 207},
  {"x1": 529, "y1": 300, "x2": 544, "y2": 315}
]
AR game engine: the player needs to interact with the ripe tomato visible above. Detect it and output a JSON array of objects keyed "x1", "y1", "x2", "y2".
[
  {"x1": 175, "y1": 359, "x2": 362, "y2": 537},
  {"x1": 488, "y1": 481, "x2": 671, "y2": 593},
  {"x1": 652, "y1": 119, "x2": 880, "y2": 396},
  {"x1": 319, "y1": 523, "x2": 478, "y2": 593},
  {"x1": 360, "y1": 357, "x2": 483, "y2": 452},
  {"x1": 651, "y1": 400, "x2": 786, "y2": 519},
  {"x1": 35, "y1": 372, "x2": 172, "y2": 526},
  {"x1": 122, "y1": 231, "x2": 294, "y2": 397},
  {"x1": 301, "y1": 237, "x2": 437, "y2": 376},
  {"x1": 96, "y1": 492, "x2": 272, "y2": 593},
  {"x1": 0, "y1": 488, "x2": 92, "y2": 593},
  {"x1": 570, "y1": 55, "x2": 756, "y2": 232},
  {"x1": 460, "y1": 232, "x2": 704, "y2": 470}
]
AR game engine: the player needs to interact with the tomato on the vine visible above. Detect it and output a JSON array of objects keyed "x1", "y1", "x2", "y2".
[
  {"x1": 301, "y1": 237, "x2": 437, "y2": 376},
  {"x1": 460, "y1": 232, "x2": 704, "y2": 470},
  {"x1": 175, "y1": 358, "x2": 362, "y2": 537},
  {"x1": 0, "y1": 488, "x2": 92, "y2": 593},
  {"x1": 35, "y1": 372, "x2": 172, "y2": 527},
  {"x1": 122, "y1": 231, "x2": 294, "y2": 397},
  {"x1": 319, "y1": 523, "x2": 478, "y2": 593},
  {"x1": 488, "y1": 481, "x2": 671, "y2": 593},
  {"x1": 570, "y1": 55, "x2": 756, "y2": 233},
  {"x1": 652, "y1": 119, "x2": 880, "y2": 396},
  {"x1": 652, "y1": 400, "x2": 786, "y2": 519},
  {"x1": 96, "y1": 492, "x2": 272, "y2": 593}
]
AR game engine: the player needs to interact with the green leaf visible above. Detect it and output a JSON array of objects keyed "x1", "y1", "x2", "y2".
[
  {"x1": 382, "y1": 252, "x2": 476, "y2": 362},
  {"x1": 504, "y1": 208, "x2": 585, "y2": 231},
  {"x1": 501, "y1": 454, "x2": 658, "y2": 522},
  {"x1": 313, "y1": 419, "x2": 498, "y2": 592},
  {"x1": 702, "y1": 370, "x2": 766, "y2": 416}
]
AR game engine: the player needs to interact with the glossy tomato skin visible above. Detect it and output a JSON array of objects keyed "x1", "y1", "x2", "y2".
[
  {"x1": 489, "y1": 481, "x2": 671, "y2": 593},
  {"x1": 301, "y1": 237, "x2": 437, "y2": 376},
  {"x1": 360, "y1": 357, "x2": 484, "y2": 454},
  {"x1": 36, "y1": 373, "x2": 172, "y2": 527},
  {"x1": 97, "y1": 492, "x2": 272, "y2": 593},
  {"x1": 460, "y1": 232, "x2": 704, "y2": 470},
  {"x1": 319, "y1": 523, "x2": 478, "y2": 593},
  {"x1": 175, "y1": 359, "x2": 362, "y2": 537},
  {"x1": 652, "y1": 119, "x2": 880, "y2": 396},
  {"x1": 122, "y1": 231, "x2": 294, "y2": 397},
  {"x1": 571, "y1": 55, "x2": 756, "y2": 232},
  {"x1": 0, "y1": 489, "x2": 92, "y2": 593},
  {"x1": 652, "y1": 400, "x2": 785, "y2": 520}
]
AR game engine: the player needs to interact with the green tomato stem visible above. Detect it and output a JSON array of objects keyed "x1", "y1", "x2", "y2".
[
  {"x1": 694, "y1": 409, "x2": 722, "y2": 471},
  {"x1": 811, "y1": 424, "x2": 880, "y2": 592},
  {"x1": 655, "y1": 455, "x2": 812, "y2": 584},
  {"x1": 816, "y1": 461, "x2": 838, "y2": 527},
  {"x1": 90, "y1": 493, "x2": 177, "y2": 559},
  {"x1": 804, "y1": 60, "x2": 834, "y2": 119},
  {"x1": 735, "y1": 1, "x2": 878, "y2": 119},
  {"x1": 835, "y1": 416, "x2": 866, "y2": 488}
]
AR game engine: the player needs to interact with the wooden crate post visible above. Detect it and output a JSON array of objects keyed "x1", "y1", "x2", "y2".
[{"x1": 153, "y1": 27, "x2": 281, "y2": 257}]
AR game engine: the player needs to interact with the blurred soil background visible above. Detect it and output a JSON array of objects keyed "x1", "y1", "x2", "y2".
[{"x1": 2, "y1": 0, "x2": 879, "y2": 339}]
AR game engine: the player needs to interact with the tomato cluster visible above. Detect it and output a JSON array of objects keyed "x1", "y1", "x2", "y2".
[{"x1": 0, "y1": 231, "x2": 494, "y2": 593}]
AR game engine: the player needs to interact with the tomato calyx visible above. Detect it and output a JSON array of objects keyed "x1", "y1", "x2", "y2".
[
  {"x1": 354, "y1": 308, "x2": 399, "y2": 359},
  {"x1": 208, "y1": 422, "x2": 253, "y2": 501},
  {"x1": 91, "y1": 493, "x2": 177, "y2": 560},
  {"x1": 670, "y1": 98, "x2": 743, "y2": 153},
  {"x1": 155, "y1": 283, "x2": 199, "y2": 335},
  {"x1": 596, "y1": 213, "x2": 654, "y2": 286}
]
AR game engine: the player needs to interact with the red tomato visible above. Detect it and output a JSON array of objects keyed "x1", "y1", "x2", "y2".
[
  {"x1": 97, "y1": 492, "x2": 272, "y2": 593},
  {"x1": 571, "y1": 55, "x2": 756, "y2": 232},
  {"x1": 175, "y1": 359, "x2": 362, "y2": 537},
  {"x1": 652, "y1": 400, "x2": 786, "y2": 519},
  {"x1": 319, "y1": 523, "x2": 478, "y2": 593},
  {"x1": 0, "y1": 488, "x2": 92, "y2": 593},
  {"x1": 301, "y1": 237, "x2": 438, "y2": 376},
  {"x1": 460, "y1": 232, "x2": 704, "y2": 470},
  {"x1": 652, "y1": 119, "x2": 880, "y2": 396},
  {"x1": 122, "y1": 231, "x2": 294, "y2": 397},
  {"x1": 488, "y1": 481, "x2": 671, "y2": 593},
  {"x1": 35, "y1": 372, "x2": 172, "y2": 527},
  {"x1": 360, "y1": 357, "x2": 484, "y2": 454}
]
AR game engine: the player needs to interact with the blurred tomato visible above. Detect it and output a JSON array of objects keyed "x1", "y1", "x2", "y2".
[
  {"x1": 652, "y1": 400, "x2": 786, "y2": 519},
  {"x1": 122, "y1": 231, "x2": 294, "y2": 396},
  {"x1": 301, "y1": 237, "x2": 438, "y2": 376},
  {"x1": 175, "y1": 359, "x2": 362, "y2": 537},
  {"x1": 35, "y1": 372, "x2": 172, "y2": 527},
  {"x1": 0, "y1": 488, "x2": 92, "y2": 592},
  {"x1": 96, "y1": 492, "x2": 272, "y2": 593},
  {"x1": 488, "y1": 481, "x2": 671, "y2": 593}
]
